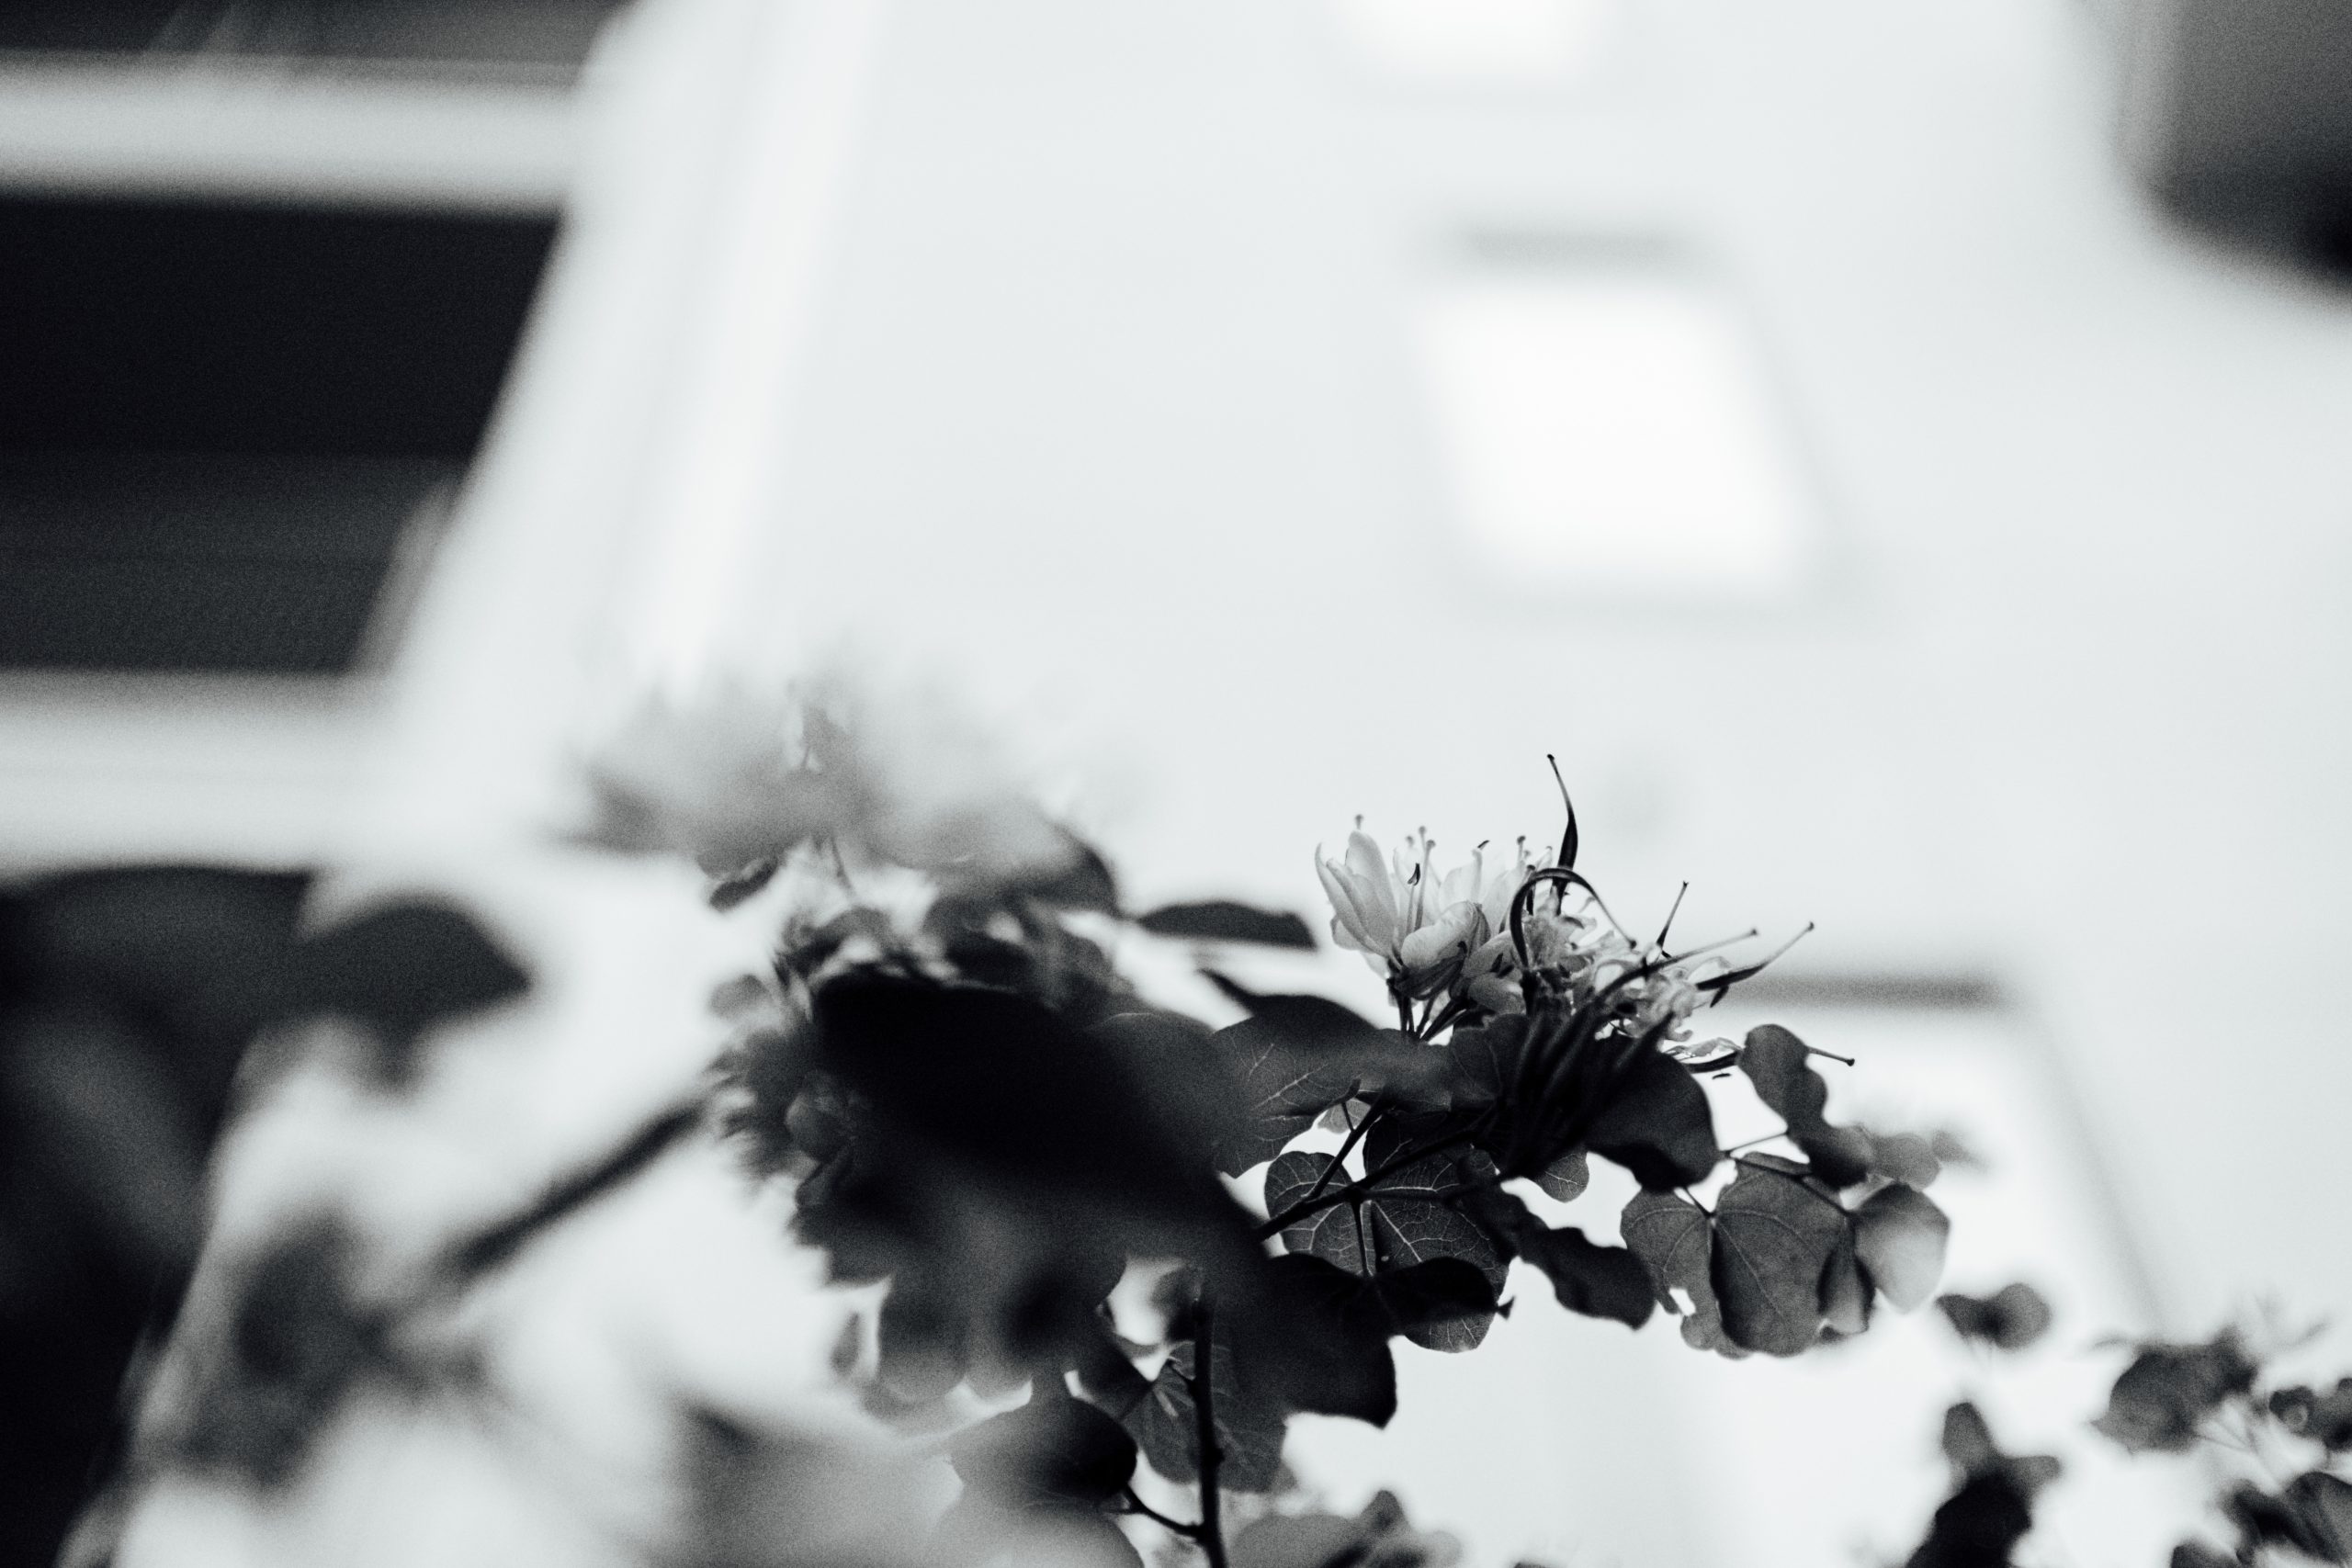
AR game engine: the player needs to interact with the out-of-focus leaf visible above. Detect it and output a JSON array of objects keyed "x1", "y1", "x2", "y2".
[
  {"x1": 1710, "y1": 1166, "x2": 1845, "y2": 1357},
  {"x1": 1905, "y1": 1404, "x2": 2060, "y2": 1568},
  {"x1": 2167, "y1": 1542, "x2": 2238, "y2": 1568},
  {"x1": 1852, "y1": 1184, "x2": 1949, "y2": 1312},
  {"x1": 948, "y1": 1388, "x2": 1137, "y2": 1508},
  {"x1": 292, "y1": 900, "x2": 531, "y2": 1083},
  {"x1": 1936, "y1": 1283, "x2": 2052, "y2": 1352},
  {"x1": 1586, "y1": 1046, "x2": 1720, "y2": 1191},
  {"x1": 1237, "y1": 1255, "x2": 1399, "y2": 1427},
  {"x1": 2273, "y1": 1379, "x2": 2352, "y2": 1450},
  {"x1": 1738, "y1": 1025, "x2": 1871, "y2": 1189},
  {"x1": 1516, "y1": 1224, "x2": 1655, "y2": 1329},
  {"x1": 1136, "y1": 901, "x2": 1316, "y2": 949},
  {"x1": 2224, "y1": 1473, "x2": 2352, "y2": 1564},
  {"x1": 1232, "y1": 1490, "x2": 1463, "y2": 1568},
  {"x1": 1126, "y1": 1339, "x2": 1286, "y2": 1493},
  {"x1": 2093, "y1": 1331, "x2": 2259, "y2": 1453}
]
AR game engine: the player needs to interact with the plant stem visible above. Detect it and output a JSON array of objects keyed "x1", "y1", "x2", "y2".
[
  {"x1": 1190, "y1": 1302, "x2": 1228, "y2": 1568},
  {"x1": 1303, "y1": 1103, "x2": 1385, "y2": 1206},
  {"x1": 1121, "y1": 1487, "x2": 1201, "y2": 1540},
  {"x1": 1254, "y1": 1129, "x2": 1476, "y2": 1239}
]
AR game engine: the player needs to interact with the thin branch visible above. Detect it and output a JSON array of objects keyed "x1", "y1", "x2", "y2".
[
  {"x1": 1255, "y1": 1130, "x2": 1477, "y2": 1239},
  {"x1": 1191, "y1": 1301, "x2": 1229, "y2": 1568},
  {"x1": 1120, "y1": 1487, "x2": 1202, "y2": 1540}
]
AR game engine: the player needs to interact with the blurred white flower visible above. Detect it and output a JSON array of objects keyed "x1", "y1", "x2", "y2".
[{"x1": 582, "y1": 677, "x2": 1082, "y2": 890}]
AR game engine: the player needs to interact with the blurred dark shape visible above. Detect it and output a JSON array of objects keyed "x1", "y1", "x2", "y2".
[
  {"x1": 2220, "y1": 1472, "x2": 2352, "y2": 1563},
  {"x1": 175, "y1": 1217, "x2": 409, "y2": 1489},
  {"x1": 0, "y1": 867, "x2": 306, "y2": 1568},
  {"x1": 2092, "y1": 1328, "x2": 2260, "y2": 1453},
  {"x1": 0, "y1": 196, "x2": 554, "y2": 673},
  {"x1": 0, "y1": 0, "x2": 629, "y2": 75},
  {"x1": 754, "y1": 971, "x2": 1261, "y2": 1404},
  {"x1": 2120, "y1": 0, "x2": 2352, "y2": 276},
  {"x1": 1936, "y1": 1282, "x2": 2054, "y2": 1352},
  {"x1": 2271, "y1": 1378, "x2": 2352, "y2": 1449},
  {"x1": 1903, "y1": 1403, "x2": 2061, "y2": 1568},
  {"x1": 1228, "y1": 1490, "x2": 1464, "y2": 1568},
  {"x1": 665, "y1": 1403, "x2": 956, "y2": 1568},
  {"x1": 0, "y1": 867, "x2": 533, "y2": 1565}
]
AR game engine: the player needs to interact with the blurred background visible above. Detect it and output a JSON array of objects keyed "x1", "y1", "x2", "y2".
[{"x1": 4, "y1": 0, "x2": 2351, "y2": 1563}]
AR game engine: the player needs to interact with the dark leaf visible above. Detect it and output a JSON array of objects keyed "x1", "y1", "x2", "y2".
[
  {"x1": 1362, "y1": 1257, "x2": 1502, "y2": 1343},
  {"x1": 1126, "y1": 1339, "x2": 1286, "y2": 1493},
  {"x1": 1232, "y1": 1490, "x2": 1463, "y2": 1568},
  {"x1": 1238, "y1": 1254, "x2": 1399, "y2": 1427},
  {"x1": 2225, "y1": 1474, "x2": 2352, "y2": 1564},
  {"x1": 707, "y1": 856, "x2": 780, "y2": 910},
  {"x1": 2169, "y1": 1542, "x2": 2238, "y2": 1568},
  {"x1": 1586, "y1": 1046, "x2": 1720, "y2": 1191},
  {"x1": 1351, "y1": 1127, "x2": 1508, "y2": 1350},
  {"x1": 1852, "y1": 1184, "x2": 1949, "y2": 1312},
  {"x1": 1906, "y1": 1404, "x2": 2060, "y2": 1568},
  {"x1": 948, "y1": 1388, "x2": 1137, "y2": 1508},
  {"x1": 1621, "y1": 1190, "x2": 1743, "y2": 1356},
  {"x1": 1137, "y1": 900, "x2": 1317, "y2": 950},
  {"x1": 1738, "y1": 1024, "x2": 1871, "y2": 1189},
  {"x1": 1206, "y1": 995, "x2": 1452, "y2": 1175},
  {"x1": 1516, "y1": 1225, "x2": 1655, "y2": 1329},
  {"x1": 2093, "y1": 1331, "x2": 2259, "y2": 1453},
  {"x1": 1710, "y1": 1166, "x2": 1845, "y2": 1357},
  {"x1": 294, "y1": 901, "x2": 531, "y2": 1083},
  {"x1": 1819, "y1": 1226, "x2": 1871, "y2": 1337},
  {"x1": 2273, "y1": 1379, "x2": 2352, "y2": 1450},
  {"x1": 1936, "y1": 1283, "x2": 2052, "y2": 1352},
  {"x1": 1265, "y1": 1151, "x2": 1363, "y2": 1274}
]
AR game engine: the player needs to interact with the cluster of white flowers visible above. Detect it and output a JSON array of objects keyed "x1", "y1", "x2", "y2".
[
  {"x1": 1317, "y1": 824, "x2": 1731, "y2": 1045},
  {"x1": 1315, "y1": 828, "x2": 1535, "y2": 1014}
]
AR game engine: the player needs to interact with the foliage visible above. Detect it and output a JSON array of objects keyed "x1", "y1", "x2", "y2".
[
  {"x1": 1894, "y1": 1292, "x2": 2352, "y2": 1568},
  {"x1": 668, "y1": 704, "x2": 1957, "y2": 1564}
]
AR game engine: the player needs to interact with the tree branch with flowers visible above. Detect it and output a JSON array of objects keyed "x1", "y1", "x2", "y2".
[{"x1": 624, "y1": 694, "x2": 1965, "y2": 1566}]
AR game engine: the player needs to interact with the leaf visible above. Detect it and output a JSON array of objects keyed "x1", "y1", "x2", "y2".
[
  {"x1": 1710, "y1": 1165, "x2": 1846, "y2": 1357},
  {"x1": 294, "y1": 901, "x2": 532, "y2": 1082},
  {"x1": 1351, "y1": 1128, "x2": 1507, "y2": 1351},
  {"x1": 1516, "y1": 1225, "x2": 1655, "y2": 1329},
  {"x1": 1206, "y1": 995, "x2": 1452, "y2": 1175},
  {"x1": 2272, "y1": 1379, "x2": 2352, "y2": 1450},
  {"x1": 1137, "y1": 900, "x2": 1317, "y2": 949},
  {"x1": 2224, "y1": 1474, "x2": 2352, "y2": 1564},
  {"x1": 1586, "y1": 1045, "x2": 1720, "y2": 1190},
  {"x1": 1236, "y1": 1255, "x2": 1399, "y2": 1427},
  {"x1": 2094, "y1": 1331, "x2": 2260, "y2": 1453},
  {"x1": 948, "y1": 1389, "x2": 1138, "y2": 1508},
  {"x1": 1126, "y1": 1340, "x2": 1286, "y2": 1493},
  {"x1": 1534, "y1": 1148, "x2": 1589, "y2": 1202},
  {"x1": 1620, "y1": 1190, "x2": 1742, "y2": 1356},
  {"x1": 1936, "y1": 1282, "x2": 2052, "y2": 1352},
  {"x1": 1232, "y1": 1491, "x2": 1463, "y2": 1568},
  {"x1": 1905, "y1": 1404, "x2": 2060, "y2": 1568},
  {"x1": 1738, "y1": 1024, "x2": 1871, "y2": 1188},
  {"x1": 1264, "y1": 1151, "x2": 1363, "y2": 1273},
  {"x1": 1819, "y1": 1227, "x2": 1871, "y2": 1337},
  {"x1": 1852, "y1": 1184, "x2": 1949, "y2": 1312}
]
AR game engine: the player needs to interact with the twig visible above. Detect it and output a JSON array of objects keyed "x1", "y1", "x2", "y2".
[
  {"x1": 1255, "y1": 1130, "x2": 1477, "y2": 1239},
  {"x1": 1121, "y1": 1487, "x2": 1202, "y2": 1540},
  {"x1": 1191, "y1": 1301, "x2": 1228, "y2": 1568}
]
